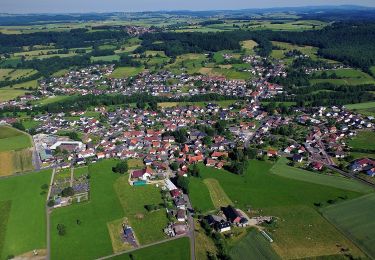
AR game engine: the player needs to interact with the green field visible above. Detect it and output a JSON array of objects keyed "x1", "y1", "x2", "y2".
[
  {"x1": 348, "y1": 130, "x2": 375, "y2": 151},
  {"x1": 188, "y1": 177, "x2": 215, "y2": 213},
  {"x1": 51, "y1": 159, "x2": 168, "y2": 259},
  {"x1": 111, "y1": 66, "x2": 144, "y2": 78},
  {"x1": 0, "y1": 69, "x2": 38, "y2": 81},
  {"x1": 230, "y1": 229, "x2": 280, "y2": 260},
  {"x1": 321, "y1": 193, "x2": 375, "y2": 259},
  {"x1": 0, "y1": 170, "x2": 51, "y2": 259},
  {"x1": 91, "y1": 55, "x2": 120, "y2": 62},
  {"x1": 36, "y1": 95, "x2": 73, "y2": 105},
  {"x1": 0, "y1": 126, "x2": 32, "y2": 152},
  {"x1": 192, "y1": 160, "x2": 367, "y2": 259},
  {"x1": 346, "y1": 101, "x2": 375, "y2": 117},
  {"x1": 0, "y1": 89, "x2": 31, "y2": 102},
  {"x1": 270, "y1": 158, "x2": 372, "y2": 193},
  {"x1": 109, "y1": 237, "x2": 190, "y2": 260},
  {"x1": 310, "y1": 69, "x2": 375, "y2": 86},
  {"x1": 203, "y1": 178, "x2": 233, "y2": 208}
]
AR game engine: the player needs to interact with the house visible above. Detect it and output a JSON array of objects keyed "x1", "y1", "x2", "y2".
[
  {"x1": 311, "y1": 162, "x2": 324, "y2": 171},
  {"x1": 174, "y1": 197, "x2": 186, "y2": 209},
  {"x1": 267, "y1": 149, "x2": 278, "y2": 157},
  {"x1": 292, "y1": 154, "x2": 303, "y2": 163},
  {"x1": 367, "y1": 168, "x2": 375, "y2": 177},
  {"x1": 170, "y1": 189, "x2": 182, "y2": 198},
  {"x1": 176, "y1": 209, "x2": 187, "y2": 222},
  {"x1": 206, "y1": 215, "x2": 231, "y2": 233},
  {"x1": 222, "y1": 205, "x2": 242, "y2": 224},
  {"x1": 131, "y1": 167, "x2": 154, "y2": 181},
  {"x1": 173, "y1": 223, "x2": 187, "y2": 235}
]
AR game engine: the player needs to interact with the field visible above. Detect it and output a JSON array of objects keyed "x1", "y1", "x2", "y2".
[
  {"x1": 194, "y1": 219, "x2": 216, "y2": 260},
  {"x1": 346, "y1": 101, "x2": 375, "y2": 117},
  {"x1": 0, "y1": 149, "x2": 34, "y2": 176},
  {"x1": 270, "y1": 158, "x2": 372, "y2": 193},
  {"x1": 111, "y1": 66, "x2": 144, "y2": 78},
  {"x1": 321, "y1": 193, "x2": 375, "y2": 259},
  {"x1": 51, "y1": 159, "x2": 168, "y2": 259},
  {"x1": 192, "y1": 160, "x2": 367, "y2": 259},
  {"x1": 188, "y1": 177, "x2": 215, "y2": 213},
  {"x1": 0, "y1": 126, "x2": 32, "y2": 152},
  {"x1": 35, "y1": 95, "x2": 73, "y2": 105},
  {"x1": 203, "y1": 178, "x2": 233, "y2": 208},
  {"x1": 348, "y1": 130, "x2": 375, "y2": 151},
  {"x1": 110, "y1": 237, "x2": 190, "y2": 260},
  {"x1": 240, "y1": 40, "x2": 258, "y2": 54},
  {"x1": 230, "y1": 229, "x2": 280, "y2": 260},
  {"x1": 0, "y1": 89, "x2": 31, "y2": 102},
  {"x1": 310, "y1": 69, "x2": 375, "y2": 86},
  {"x1": 0, "y1": 69, "x2": 38, "y2": 81},
  {"x1": 158, "y1": 100, "x2": 237, "y2": 109},
  {"x1": 91, "y1": 55, "x2": 120, "y2": 62},
  {"x1": 0, "y1": 169, "x2": 51, "y2": 259}
]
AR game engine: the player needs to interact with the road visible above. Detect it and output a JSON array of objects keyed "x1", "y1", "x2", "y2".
[
  {"x1": 46, "y1": 167, "x2": 56, "y2": 260},
  {"x1": 183, "y1": 194, "x2": 196, "y2": 260},
  {"x1": 31, "y1": 135, "x2": 42, "y2": 171},
  {"x1": 325, "y1": 164, "x2": 375, "y2": 188}
]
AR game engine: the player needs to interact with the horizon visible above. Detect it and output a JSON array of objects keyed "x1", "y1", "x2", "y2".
[{"x1": 2, "y1": 0, "x2": 375, "y2": 14}]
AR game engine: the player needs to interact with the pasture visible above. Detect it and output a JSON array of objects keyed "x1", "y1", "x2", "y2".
[
  {"x1": 321, "y1": 193, "x2": 375, "y2": 259},
  {"x1": 270, "y1": 158, "x2": 372, "y2": 193},
  {"x1": 230, "y1": 229, "x2": 280, "y2": 260},
  {"x1": 0, "y1": 89, "x2": 31, "y2": 102},
  {"x1": 203, "y1": 178, "x2": 233, "y2": 208},
  {"x1": 310, "y1": 69, "x2": 375, "y2": 86},
  {"x1": 193, "y1": 160, "x2": 367, "y2": 259},
  {"x1": 0, "y1": 169, "x2": 51, "y2": 259},
  {"x1": 0, "y1": 126, "x2": 32, "y2": 152},
  {"x1": 110, "y1": 237, "x2": 190, "y2": 260},
  {"x1": 111, "y1": 66, "x2": 144, "y2": 78},
  {"x1": 348, "y1": 130, "x2": 375, "y2": 151},
  {"x1": 346, "y1": 101, "x2": 375, "y2": 117},
  {"x1": 188, "y1": 177, "x2": 215, "y2": 213}
]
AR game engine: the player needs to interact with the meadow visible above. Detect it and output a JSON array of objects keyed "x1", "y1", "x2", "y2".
[
  {"x1": 348, "y1": 130, "x2": 375, "y2": 151},
  {"x1": 0, "y1": 126, "x2": 32, "y2": 152},
  {"x1": 203, "y1": 178, "x2": 233, "y2": 208},
  {"x1": 0, "y1": 69, "x2": 38, "y2": 81},
  {"x1": 310, "y1": 69, "x2": 375, "y2": 86},
  {"x1": 109, "y1": 237, "x2": 190, "y2": 260},
  {"x1": 230, "y1": 229, "x2": 280, "y2": 260},
  {"x1": 192, "y1": 160, "x2": 368, "y2": 259},
  {"x1": 188, "y1": 177, "x2": 215, "y2": 213},
  {"x1": 270, "y1": 158, "x2": 372, "y2": 193},
  {"x1": 0, "y1": 169, "x2": 51, "y2": 259},
  {"x1": 111, "y1": 66, "x2": 144, "y2": 78},
  {"x1": 0, "y1": 89, "x2": 31, "y2": 102},
  {"x1": 346, "y1": 101, "x2": 375, "y2": 117},
  {"x1": 321, "y1": 193, "x2": 375, "y2": 259},
  {"x1": 51, "y1": 159, "x2": 168, "y2": 259}
]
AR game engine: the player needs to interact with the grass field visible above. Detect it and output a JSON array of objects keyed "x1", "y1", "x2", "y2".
[
  {"x1": 114, "y1": 176, "x2": 168, "y2": 245},
  {"x1": 189, "y1": 177, "x2": 215, "y2": 213},
  {"x1": 230, "y1": 229, "x2": 280, "y2": 260},
  {"x1": 346, "y1": 101, "x2": 375, "y2": 117},
  {"x1": 91, "y1": 55, "x2": 120, "y2": 62},
  {"x1": 203, "y1": 178, "x2": 233, "y2": 208},
  {"x1": 240, "y1": 40, "x2": 258, "y2": 54},
  {"x1": 192, "y1": 160, "x2": 367, "y2": 259},
  {"x1": 0, "y1": 69, "x2": 38, "y2": 81},
  {"x1": 194, "y1": 219, "x2": 216, "y2": 260},
  {"x1": 0, "y1": 170, "x2": 51, "y2": 259},
  {"x1": 111, "y1": 66, "x2": 144, "y2": 78},
  {"x1": 109, "y1": 237, "x2": 190, "y2": 260},
  {"x1": 270, "y1": 158, "x2": 372, "y2": 193},
  {"x1": 0, "y1": 89, "x2": 31, "y2": 102},
  {"x1": 0, "y1": 126, "x2": 32, "y2": 152},
  {"x1": 36, "y1": 95, "x2": 73, "y2": 105},
  {"x1": 321, "y1": 193, "x2": 375, "y2": 259},
  {"x1": 310, "y1": 69, "x2": 375, "y2": 86},
  {"x1": 348, "y1": 130, "x2": 375, "y2": 151},
  {"x1": 0, "y1": 149, "x2": 34, "y2": 176}
]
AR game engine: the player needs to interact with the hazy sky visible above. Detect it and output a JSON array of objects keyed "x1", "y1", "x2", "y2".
[{"x1": 2, "y1": 0, "x2": 375, "y2": 13}]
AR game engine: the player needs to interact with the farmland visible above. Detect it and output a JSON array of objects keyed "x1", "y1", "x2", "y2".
[
  {"x1": 230, "y1": 229, "x2": 279, "y2": 260},
  {"x1": 0, "y1": 69, "x2": 38, "y2": 81},
  {"x1": 321, "y1": 193, "x2": 375, "y2": 259},
  {"x1": 310, "y1": 69, "x2": 375, "y2": 86},
  {"x1": 192, "y1": 160, "x2": 367, "y2": 259},
  {"x1": 110, "y1": 237, "x2": 190, "y2": 260},
  {"x1": 0, "y1": 126, "x2": 32, "y2": 152},
  {"x1": 270, "y1": 158, "x2": 372, "y2": 193},
  {"x1": 348, "y1": 130, "x2": 375, "y2": 151},
  {"x1": 0, "y1": 89, "x2": 32, "y2": 102},
  {"x1": 203, "y1": 178, "x2": 233, "y2": 208},
  {"x1": 0, "y1": 169, "x2": 51, "y2": 259},
  {"x1": 188, "y1": 177, "x2": 215, "y2": 213}
]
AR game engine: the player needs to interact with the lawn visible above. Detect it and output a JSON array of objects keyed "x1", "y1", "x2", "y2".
[
  {"x1": 111, "y1": 66, "x2": 144, "y2": 78},
  {"x1": 193, "y1": 160, "x2": 367, "y2": 259},
  {"x1": 0, "y1": 169, "x2": 51, "y2": 259},
  {"x1": 109, "y1": 237, "x2": 190, "y2": 260},
  {"x1": 0, "y1": 126, "x2": 32, "y2": 152},
  {"x1": 114, "y1": 176, "x2": 169, "y2": 245},
  {"x1": 270, "y1": 158, "x2": 372, "y2": 193},
  {"x1": 51, "y1": 160, "x2": 124, "y2": 260},
  {"x1": 230, "y1": 229, "x2": 280, "y2": 260},
  {"x1": 188, "y1": 177, "x2": 215, "y2": 213},
  {"x1": 348, "y1": 130, "x2": 375, "y2": 151},
  {"x1": 203, "y1": 178, "x2": 233, "y2": 208},
  {"x1": 321, "y1": 193, "x2": 375, "y2": 259}
]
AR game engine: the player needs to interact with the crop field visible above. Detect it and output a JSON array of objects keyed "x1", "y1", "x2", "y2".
[
  {"x1": 0, "y1": 149, "x2": 34, "y2": 176},
  {"x1": 310, "y1": 69, "x2": 375, "y2": 86},
  {"x1": 348, "y1": 130, "x2": 375, "y2": 151},
  {"x1": 321, "y1": 193, "x2": 375, "y2": 259},
  {"x1": 0, "y1": 169, "x2": 51, "y2": 259},
  {"x1": 0, "y1": 126, "x2": 32, "y2": 152},
  {"x1": 203, "y1": 178, "x2": 233, "y2": 208},
  {"x1": 193, "y1": 160, "x2": 367, "y2": 259},
  {"x1": 230, "y1": 229, "x2": 280, "y2": 260},
  {"x1": 110, "y1": 237, "x2": 190, "y2": 260},
  {"x1": 114, "y1": 176, "x2": 168, "y2": 245},
  {"x1": 111, "y1": 66, "x2": 144, "y2": 78},
  {"x1": 270, "y1": 158, "x2": 372, "y2": 193},
  {"x1": 188, "y1": 177, "x2": 215, "y2": 213}
]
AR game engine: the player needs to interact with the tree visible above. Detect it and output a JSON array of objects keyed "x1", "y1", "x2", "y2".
[
  {"x1": 57, "y1": 224, "x2": 66, "y2": 236},
  {"x1": 112, "y1": 161, "x2": 129, "y2": 174},
  {"x1": 47, "y1": 199, "x2": 55, "y2": 207},
  {"x1": 61, "y1": 187, "x2": 74, "y2": 197},
  {"x1": 176, "y1": 176, "x2": 189, "y2": 194},
  {"x1": 170, "y1": 162, "x2": 179, "y2": 171}
]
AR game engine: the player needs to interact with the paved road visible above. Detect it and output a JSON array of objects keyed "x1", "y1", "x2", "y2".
[
  {"x1": 183, "y1": 194, "x2": 196, "y2": 260},
  {"x1": 46, "y1": 167, "x2": 56, "y2": 260},
  {"x1": 31, "y1": 136, "x2": 42, "y2": 171}
]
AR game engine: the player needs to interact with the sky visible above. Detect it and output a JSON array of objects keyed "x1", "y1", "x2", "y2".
[{"x1": 1, "y1": 0, "x2": 375, "y2": 13}]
